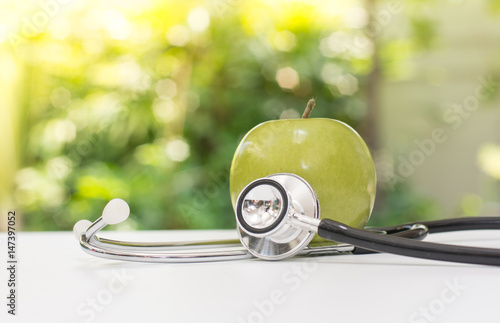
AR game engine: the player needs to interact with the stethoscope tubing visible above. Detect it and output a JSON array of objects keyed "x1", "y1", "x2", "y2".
[
  {"x1": 78, "y1": 216, "x2": 500, "y2": 264},
  {"x1": 78, "y1": 220, "x2": 428, "y2": 263},
  {"x1": 400, "y1": 217, "x2": 500, "y2": 234},
  {"x1": 319, "y1": 217, "x2": 500, "y2": 266}
]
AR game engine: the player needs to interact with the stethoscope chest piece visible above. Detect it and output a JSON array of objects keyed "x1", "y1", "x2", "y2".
[{"x1": 236, "y1": 173, "x2": 320, "y2": 260}]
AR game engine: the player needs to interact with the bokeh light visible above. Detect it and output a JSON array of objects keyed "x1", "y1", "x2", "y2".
[{"x1": 1, "y1": 0, "x2": 500, "y2": 232}]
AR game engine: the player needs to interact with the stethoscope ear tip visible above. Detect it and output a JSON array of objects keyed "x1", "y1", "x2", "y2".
[
  {"x1": 102, "y1": 198, "x2": 130, "y2": 225},
  {"x1": 73, "y1": 199, "x2": 130, "y2": 242},
  {"x1": 73, "y1": 219, "x2": 92, "y2": 240}
]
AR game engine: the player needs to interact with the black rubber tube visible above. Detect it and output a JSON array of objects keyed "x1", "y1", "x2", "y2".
[
  {"x1": 352, "y1": 224, "x2": 428, "y2": 255},
  {"x1": 375, "y1": 217, "x2": 500, "y2": 234},
  {"x1": 318, "y1": 218, "x2": 500, "y2": 266}
]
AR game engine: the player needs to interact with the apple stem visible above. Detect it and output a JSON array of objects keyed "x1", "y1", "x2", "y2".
[{"x1": 302, "y1": 99, "x2": 316, "y2": 119}]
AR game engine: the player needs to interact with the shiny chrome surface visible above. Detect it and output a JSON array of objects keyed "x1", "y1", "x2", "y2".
[
  {"x1": 236, "y1": 173, "x2": 320, "y2": 261},
  {"x1": 78, "y1": 231, "x2": 355, "y2": 263},
  {"x1": 79, "y1": 219, "x2": 254, "y2": 263},
  {"x1": 240, "y1": 184, "x2": 284, "y2": 229}
]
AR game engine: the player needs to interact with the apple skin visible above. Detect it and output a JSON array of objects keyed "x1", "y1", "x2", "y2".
[{"x1": 229, "y1": 118, "x2": 376, "y2": 243}]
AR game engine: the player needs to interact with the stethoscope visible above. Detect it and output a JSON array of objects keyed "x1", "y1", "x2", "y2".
[{"x1": 74, "y1": 172, "x2": 500, "y2": 266}]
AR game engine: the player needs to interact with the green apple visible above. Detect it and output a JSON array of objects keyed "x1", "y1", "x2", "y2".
[{"x1": 229, "y1": 102, "x2": 376, "y2": 244}]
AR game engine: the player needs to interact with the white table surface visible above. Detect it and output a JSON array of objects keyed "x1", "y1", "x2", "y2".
[{"x1": 1, "y1": 229, "x2": 500, "y2": 323}]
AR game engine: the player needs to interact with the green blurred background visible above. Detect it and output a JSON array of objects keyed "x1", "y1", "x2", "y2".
[{"x1": 1, "y1": 0, "x2": 500, "y2": 232}]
